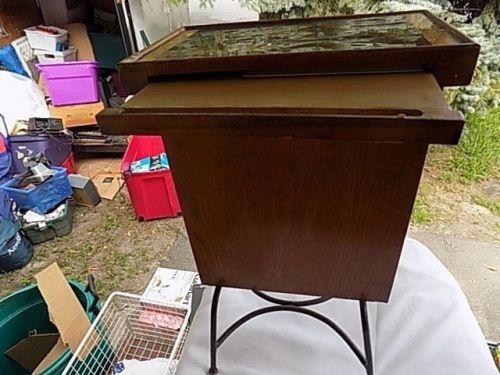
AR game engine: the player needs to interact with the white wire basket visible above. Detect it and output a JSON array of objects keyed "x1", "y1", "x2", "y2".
[{"x1": 62, "y1": 292, "x2": 190, "y2": 375}]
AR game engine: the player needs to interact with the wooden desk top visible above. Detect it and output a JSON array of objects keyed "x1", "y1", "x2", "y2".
[{"x1": 99, "y1": 73, "x2": 463, "y2": 144}]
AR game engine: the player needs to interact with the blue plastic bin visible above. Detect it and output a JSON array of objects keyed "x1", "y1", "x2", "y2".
[{"x1": 0, "y1": 167, "x2": 72, "y2": 214}]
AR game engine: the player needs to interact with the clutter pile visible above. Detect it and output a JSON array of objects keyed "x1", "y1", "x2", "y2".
[
  {"x1": 0, "y1": 112, "x2": 76, "y2": 273},
  {"x1": 1, "y1": 17, "x2": 127, "y2": 150},
  {"x1": 0, "y1": 22, "x2": 106, "y2": 274},
  {"x1": 25, "y1": 25, "x2": 76, "y2": 65},
  {"x1": 0, "y1": 263, "x2": 100, "y2": 374},
  {"x1": 0, "y1": 15, "x2": 182, "y2": 274}
]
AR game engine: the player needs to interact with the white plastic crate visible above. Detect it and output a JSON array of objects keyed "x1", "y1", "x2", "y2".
[
  {"x1": 24, "y1": 26, "x2": 68, "y2": 51},
  {"x1": 62, "y1": 292, "x2": 190, "y2": 375},
  {"x1": 35, "y1": 46, "x2": 78, "y2": 64},
  {"x1": 11, "y1": 37, "x2": 36, "y2": 77}
]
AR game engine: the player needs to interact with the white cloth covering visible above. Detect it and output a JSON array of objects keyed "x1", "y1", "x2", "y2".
[
  {"x1": 177, "y1": 238, "x2": 497, "y2": 374},
  {"x1": 0, "y1": 71, "x2": 50, "y2": 136}
]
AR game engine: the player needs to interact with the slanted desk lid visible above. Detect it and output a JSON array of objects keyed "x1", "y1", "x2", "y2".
[
  {"x1": 118, "y1": 10, "x2": 479, "y2": 93},
  {"x1": 98, "y1": 72, "x2": 464, "y2": 144}
]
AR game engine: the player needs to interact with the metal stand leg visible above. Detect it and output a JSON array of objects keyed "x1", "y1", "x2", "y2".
[
  {"x1": 360, "y1": 300, "x2": 374, "y2": 375},
  {"x1": 208, "y1": 286, "x2": 222, "y2": 374},
  {"x1": 208, "y1": 287, "x2": 374, "y2": 375}
]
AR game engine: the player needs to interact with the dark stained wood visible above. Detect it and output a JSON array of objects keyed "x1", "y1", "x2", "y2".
[
  {"x1": 98, "y1": 73, "x2": 465, "y2": 301},
  {"x1": 117, "y1": 10, "x2": 480, "y2": 93},
  {"x1": 99, "y1": 73, "x2": 464, "y2": 144},
  {"x1": 162, "y1": 136, "x2": 428, "y2": 301}
]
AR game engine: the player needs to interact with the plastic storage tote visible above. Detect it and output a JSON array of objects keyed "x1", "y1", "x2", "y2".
[
  {"x1": 0, "y1": 167, "x2": 72, "y2": 214},
  {"x1": 61, "y1": 153, "x2": 77, "y2": 174},
  {"x1": 22, "y1": 200, "x2": 73, "y2": 244},
  {"x1": 89, "y1": 33, "x2": 127, "y2": 70},
  {"x1": 0, "y1": 281, "x2": 99, "y2": 375},
  {"x1": 9, "y1": 133, "x2": 72, "y2": 174},
  {"x1": 122, "y1": 136, "x2": 181, "y2": 220},
  {"x1": 35, "y1": 46, "x2": 77, "y2": 64},
  {"x1": 37, "y1": 61, "x2": 99, "y2": 106},
  {"x1": 24, "y1": 26, "x2": 68, "y2": 51}
]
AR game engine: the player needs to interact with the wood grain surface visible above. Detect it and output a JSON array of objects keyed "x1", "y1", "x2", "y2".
[
  {"x1": 162, "y1": 135, "x2": 428, "y2": 301},
  {"x1": 99, "y1": 73, "x2": 464, "y2": 144},
  {"x1": 98, "y1": 72, "x2": 464, "y2": 301}
]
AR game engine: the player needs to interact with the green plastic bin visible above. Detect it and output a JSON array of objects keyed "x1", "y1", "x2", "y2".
[
  {"x1": 22, "y1": 201, "x2": 73, "y2": 244},
  {"x1": 0, "y1": 281, "x2": 99, "y2": 374}
]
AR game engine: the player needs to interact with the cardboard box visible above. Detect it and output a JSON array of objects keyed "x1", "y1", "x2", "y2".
[
  {"x1": 62, "y1": 23, "x2": 95, "y2": 61},
  {"x1": 4, "y1": 263, "x2": 93, "y2": 373},
  {"x1": 5, "y1": 333, "x2": 59, "y2": 373},
  {"x1": 49, "y1": 101, "x2": 105, "y2": 128},
  {"x1": 92, "y1": 172, "x2": 123, "y2": 200}
]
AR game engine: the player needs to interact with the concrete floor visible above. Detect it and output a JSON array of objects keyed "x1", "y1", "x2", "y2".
[
  {"x1": 411, "y1": 232, "x2": 499, "y2": 340},
  {"x1": 162, "y1": 225, "x2": 499, "y2": 339}
]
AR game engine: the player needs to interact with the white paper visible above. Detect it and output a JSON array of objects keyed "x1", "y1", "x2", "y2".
[{"x1": 142, "y1": 267, "x2": 200, "y2": 306}]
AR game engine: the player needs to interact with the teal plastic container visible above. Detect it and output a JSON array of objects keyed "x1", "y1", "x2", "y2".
[
  {"x1": 89, "y1": 33, "x2": 127, "y2": 70},
  {"x1": 0, "y1": 281, "x2": 99, "y2": 374}
]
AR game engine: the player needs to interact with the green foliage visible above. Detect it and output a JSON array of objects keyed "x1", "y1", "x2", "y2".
[
  {"x1": 411, "y1": 195, "x2": 434, "y2": 225},
  {"x1": 223, "y1": 0, "x2": 499, "y2": 115},
  {"x1": 472, "y1": 194, "x2": 500, "y2": 216},
  {"x1": 451, "y1": 108, "x2": 500, "y2": 182}
]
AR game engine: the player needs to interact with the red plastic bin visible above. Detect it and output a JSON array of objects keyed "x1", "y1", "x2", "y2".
[
  {"x1": 121, "y1": 136, "x2": 181, "y2": 220},
  {"x1": 61, "y1": 153, "x2": 77, "y2": 174}
]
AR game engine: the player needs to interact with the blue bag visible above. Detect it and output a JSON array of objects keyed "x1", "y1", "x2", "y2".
[
  {"x1": 0, "y1": 190, "x2": 14, "y2": 221},
  {"x1": 0, "y1": 217, "x2": 33, "y2": 273},
  {"x1": 0, "y1": 45, "x2": 28, "y2": 77}
]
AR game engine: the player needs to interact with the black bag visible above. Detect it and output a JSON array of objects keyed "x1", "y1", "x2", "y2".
[{"x1": 0, "y1": 217, "x2": 33, "y2": 273}]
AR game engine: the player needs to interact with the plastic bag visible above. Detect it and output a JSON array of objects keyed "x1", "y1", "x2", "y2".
[
  {"x1": 0, "y1": 71, "x2": 50, "y2": 136},
  {"x1": 0, "y1": 45, "x2": 28, "y2": 77}
]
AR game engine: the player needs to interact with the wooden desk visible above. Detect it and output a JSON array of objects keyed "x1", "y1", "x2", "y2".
[{"x1": 99, "y1": 72, "x2": 464, "y2": 301}]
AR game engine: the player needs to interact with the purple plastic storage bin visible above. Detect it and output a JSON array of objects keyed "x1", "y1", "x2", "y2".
[
  {"x1": 37, "y1": 61, "x2": 99, "y2": 106},
  {"x1": 9, "y1": 133, "x2": 72, "y2": 174}
]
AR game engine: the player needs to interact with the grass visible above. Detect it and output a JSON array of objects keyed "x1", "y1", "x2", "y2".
[
  {"x1": 0, "y1": 197, "x2": 184, "y2": 299},
  {"x1": 451, "y1": 108, "x2": 500, "y2": 182},
  {"x1": 472, "y1": 194, "x2": 500, "y2": 216},
  {"x1": 411, "y1": 108, "x2": 499, "y2": 226},
  {"x1": 411, "y1": 195, "x2": 433, "y2": 225}
]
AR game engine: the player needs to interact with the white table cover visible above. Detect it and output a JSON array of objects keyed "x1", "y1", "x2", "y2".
[{"x1": 177, "y1": 238, "x2": 497, "y2": 374}]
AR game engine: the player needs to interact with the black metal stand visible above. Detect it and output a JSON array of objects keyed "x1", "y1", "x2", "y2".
[{"x1": 208, "y1": 286, "x2": 374, "y2": 375}]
